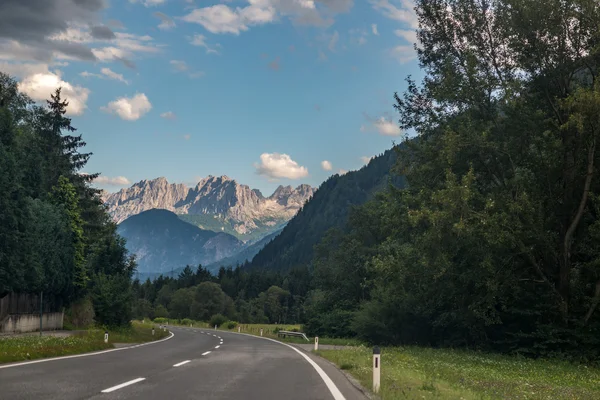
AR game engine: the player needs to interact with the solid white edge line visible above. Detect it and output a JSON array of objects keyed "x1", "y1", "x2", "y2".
[
  {"x1": 173, "y1": 360, "x2": 191, "y2": 367},
  {"x1": 101, "y1": 377, "x2": 146, "y2": 393},
  {"x1": 202, "y1": 351, "x2": 211, "y2": 356},
  {"x1": 0, "y1": 331, "x2": 175, "y2": 369},
  {"x1": 224, "y1": 331, "x2": 346, "y2": 400}
]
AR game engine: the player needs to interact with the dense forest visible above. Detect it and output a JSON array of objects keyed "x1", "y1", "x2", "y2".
[{"x1": 0, "y1": 73, "x2": 135, "y2": 327}]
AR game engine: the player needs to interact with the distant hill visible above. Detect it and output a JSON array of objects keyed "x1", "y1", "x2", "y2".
[
  {"x1": 247, "y1": 147, "x2": 404, "y2": 271},
  {"x1": 117, "y1": 209, "x2": 243, "y2": 274}
]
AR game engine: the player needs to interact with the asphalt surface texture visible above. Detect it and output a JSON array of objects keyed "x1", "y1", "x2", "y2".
[{"x1": 0, "y1": 326, "x2": 367, "y2": 400}]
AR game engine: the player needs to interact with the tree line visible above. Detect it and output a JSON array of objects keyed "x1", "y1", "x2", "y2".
[{"x1": 0, "y1": 73, "x2": 135, "y2": 327}]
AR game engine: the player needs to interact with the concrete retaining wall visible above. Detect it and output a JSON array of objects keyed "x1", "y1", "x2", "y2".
[{"x1": 0, "y1": 312, "x2": 64, "y2": 334}]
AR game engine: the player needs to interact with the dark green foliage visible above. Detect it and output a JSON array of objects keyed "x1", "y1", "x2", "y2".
[
  {"x1": 209, "y1": 314, "x2": 228, "y2": 327},
  {"x1": 0, "y1": 72, "x2": 136, "y2": 327}
]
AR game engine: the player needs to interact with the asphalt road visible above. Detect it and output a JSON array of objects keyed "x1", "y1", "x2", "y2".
[{"x1": 0, "y1": 326, "x2": 367, "y2": 400}]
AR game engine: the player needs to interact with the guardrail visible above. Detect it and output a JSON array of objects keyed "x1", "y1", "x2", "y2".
[{"x1": 277, "y1": 330, "x2": 310, "y2": 341}]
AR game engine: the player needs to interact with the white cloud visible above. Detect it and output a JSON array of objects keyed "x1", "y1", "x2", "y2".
[
  {"x1": 373, "y1": 116, "x2": 401, "y2": 135},
  {"x1": 180, "y1": 0, "x2": 354, "y2": 34},
  {"x1": 338, "y1": 169, "x2": 348, "y2": 175},
  {"x1": 18, "y1": 71, "x2": 89, "y2": 116},
  {"x1": 362, "y1": 113, "x2": 402, "y2": 136},
  {"x1": 360, "y1": 155, "x2": 374, "y2": 164},
  {"x1": 369, "y1": 0, "x2": 418, "y2": 28},
  {"x1": 81, "y1": 67, "x2": 128, "y2": 84},
  {"x1": 391, "y1": 44, "x2": 416, "y2": 63},
  {"x1": 101, "y1": 93, "x2": 152, "y2": 121},
  {"x1": 372, "y1": 23, "x2": 379, "y2": 35},
  {"x1": 160, "y1": 111, "x2": 176, "y2": 120},
  {"x1": 321, "y1": 160, "x2": 332, "y2": 171},
  {"x1": 189, "y1": 34, "x2": 220, "y2": 54},
  {"x1": 94, "y1": 175, "x2": 131, "y2": 186},
  {"x1": 394, "y1": 29, "x2": 417, "y2": 44},
  {"x1": 130, "y1": 0, "x2": 167, "y2": 6},
  {"x1": 254, "y1": 152, "x2": 309, "y2": 180}
]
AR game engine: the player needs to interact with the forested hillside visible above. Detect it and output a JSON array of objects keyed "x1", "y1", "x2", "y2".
[
  {"x1": 0, "y1": 73, "x2": 135, "y2": 326},
  {"x1": 248, "y1": 148, "x2": 404, "y2": 271}
]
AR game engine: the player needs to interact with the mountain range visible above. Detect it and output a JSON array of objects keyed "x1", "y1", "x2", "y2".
[{"x1": 102, "y1": 175, "x2": 314, "y2": 242}]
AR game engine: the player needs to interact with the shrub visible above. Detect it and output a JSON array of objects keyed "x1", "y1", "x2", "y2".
[
  {"x1": 226, "y1": 321, "x2": 238, "y2": 329},
  {"x1": 154, "y1": 317, "x2": 168, "y2": 324},
  {"x1": 181, "y1": 318, "x2": 194, "y2": 326},
  {"x1": 209, "y1": 314, "x2": 228, "y2": 327}
]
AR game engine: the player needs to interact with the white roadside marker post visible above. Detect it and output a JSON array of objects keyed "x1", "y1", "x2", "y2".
[
  {"x1": 152, "y1": 327, "x2": 155, "y2": 336},
  {"x1": 104, "y1": 331, "x2": 109, "y2": 344},
  {"x1": 214, "y1": 325, "x2": 217, "y2": 330},
  {"x1": 238, "y1": 326, "x2": 241, "y2": 333},
  {"x1": 314, "y1": 336, "x2": 319, "y2": 351},
  {"x1": 260, "y1": 328, "x2": 263, "y2": 337},
  {"x1": 373, "y1": 346, "x2": 381, "y2": 394}
]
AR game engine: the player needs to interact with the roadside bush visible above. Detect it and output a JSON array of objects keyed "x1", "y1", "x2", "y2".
[
  {"x1": 65, "y1": 296, "x2": 95, "y2": 329},
  {"x1": 226, "y1": 321, "x2": 238, "y2": 329},
  {"x1": 181, "y1": 318, "x2": 193, "y2": 326},
  {"x1": 154, "y1": 317, "x2": 168, "y2": 324},
  {"x1": 209, "y1": 314, "x2": 228, "y2": 327}
]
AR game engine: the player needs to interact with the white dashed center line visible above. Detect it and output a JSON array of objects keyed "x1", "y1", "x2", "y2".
[
  {"x1": 173, "y1": 360, "x2": 191, "y2": 367},
  {"x1": 101, "y1": 378, "x2": 146, "y2": 393},
  {"x1": 202, "y1": 351, "x2": 211, "y2": 356},
  {"x1": 215, "y1": 345, "x2": 220, "y2": 349}
]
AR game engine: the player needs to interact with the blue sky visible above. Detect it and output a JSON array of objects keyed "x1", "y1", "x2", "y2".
[{"x1": 0, "y1": 0, "x2": 423, "y2": 196}]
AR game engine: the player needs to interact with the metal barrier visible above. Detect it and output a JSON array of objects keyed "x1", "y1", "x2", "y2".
[{"x1": 277, "y1": 330, "x2": 310, "y2": 341}]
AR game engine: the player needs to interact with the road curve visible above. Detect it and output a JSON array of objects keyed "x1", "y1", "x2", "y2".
[{"x1": 0, "y1": 326, "x2": 367, "y2": 400}]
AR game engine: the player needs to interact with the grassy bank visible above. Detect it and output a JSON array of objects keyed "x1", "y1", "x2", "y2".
[
  {"x1": 317, "y1": 345, "x2": 600, "y2": 399},
  {"x1": 0, "y1": 321, "x2": 168, "y2": 364}
]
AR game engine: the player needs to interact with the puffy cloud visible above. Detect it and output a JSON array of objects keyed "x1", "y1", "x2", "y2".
[
  {"x1": 94, "y1": 175, "x2": 131, "y2": 186},
  {"x1": 101, "y1": 93, "x2": 152, "y2": 121},
  {"x1": 338, "y1": 169, "x2": 348, "y2": 175},
  {"x1": 321, "y1": 160, "x2": 332, "y2": 171},
  {"x1": 394, "y1": 28, "x2": 417, "y2": 44},
  {"x1": 189, "y1": 34, "x2": 220, "y2": 54},
  {"x1": 180, "y1": 0, "x2": 354, "y2": 34},
  {"x1": 160, "y1": 111, "x2": 176, "y2": 119},
  {"x1": 371, "y1": 23, "x2": 379, "y2": 35},
  {"x1": 362, "y1": 113, "x2": 402, "y2": 136},
  {"x1": 373, "y1": 116, "x2": 401, "y2": 135},
  {"x1": 254, "y1": 152, "x2": 309, "y2": 180},
  {"x1": 154, "y1": 12, "x2": 176, "y2": 30},
  {"x1": 18, "y1": 70, "x2": 90, "y2": 115}
]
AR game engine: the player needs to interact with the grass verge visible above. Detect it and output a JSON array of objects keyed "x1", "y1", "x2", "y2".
[
  {"x1": 0, "y1": 321, "x2": 168, "y2": 364},
  {"x1": 316, "y1": 345, "x2": 600, "y2": 399}
]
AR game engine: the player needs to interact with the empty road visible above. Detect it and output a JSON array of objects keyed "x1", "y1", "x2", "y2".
[{"x1": 0, "y1": 326, "x2": 366, "y2": 400}]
